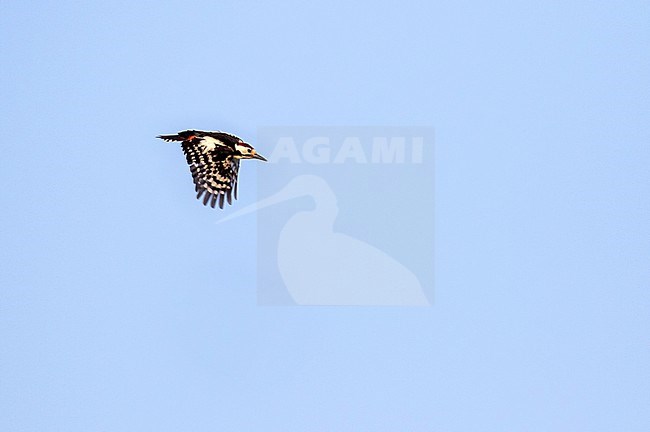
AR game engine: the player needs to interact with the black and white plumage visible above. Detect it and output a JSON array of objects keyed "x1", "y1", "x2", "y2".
[{"x1": 157, "y1": 130, "x2": 267, "y2": 209}]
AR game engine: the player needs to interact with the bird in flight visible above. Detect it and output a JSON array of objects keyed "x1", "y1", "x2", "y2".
[{"x1": 157, "y1": 130, "x2": 267, "y2": 209}]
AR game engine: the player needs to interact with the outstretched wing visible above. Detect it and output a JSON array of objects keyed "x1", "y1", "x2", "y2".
[{"x1": 181, "y1": 141, "x2": 240, "y2": 209}]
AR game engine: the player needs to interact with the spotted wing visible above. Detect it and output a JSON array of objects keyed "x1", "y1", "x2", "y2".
[{"x1": 182, "y1": 142, "x2": 240, "y2": 209}]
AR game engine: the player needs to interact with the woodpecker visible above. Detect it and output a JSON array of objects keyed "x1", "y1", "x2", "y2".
[{"x1": 157, "y1": 130, "x2": 267, "y2": 209}]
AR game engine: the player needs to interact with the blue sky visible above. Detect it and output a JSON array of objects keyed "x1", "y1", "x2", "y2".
[{"x1": 1, "y1": 1, "x2": 649, "y2": 430}]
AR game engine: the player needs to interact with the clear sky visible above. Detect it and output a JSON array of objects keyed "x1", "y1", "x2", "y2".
[{"x1": 1, "y1": 1, "x2": 649, "y2": 431}]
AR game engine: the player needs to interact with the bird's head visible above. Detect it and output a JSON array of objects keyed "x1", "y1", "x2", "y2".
[{"x1": 234, "y1": 142, "x2": 267, "y2": 161}]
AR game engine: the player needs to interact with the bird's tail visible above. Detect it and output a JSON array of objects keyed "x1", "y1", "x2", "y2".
[{"x1": 156, "y1": 130, "x2": 200, "y2": 141}]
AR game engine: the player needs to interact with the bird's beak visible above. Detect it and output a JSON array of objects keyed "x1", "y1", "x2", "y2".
[{"x1": 252, "y1": 153, "x2": 267, "y2": 161}]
